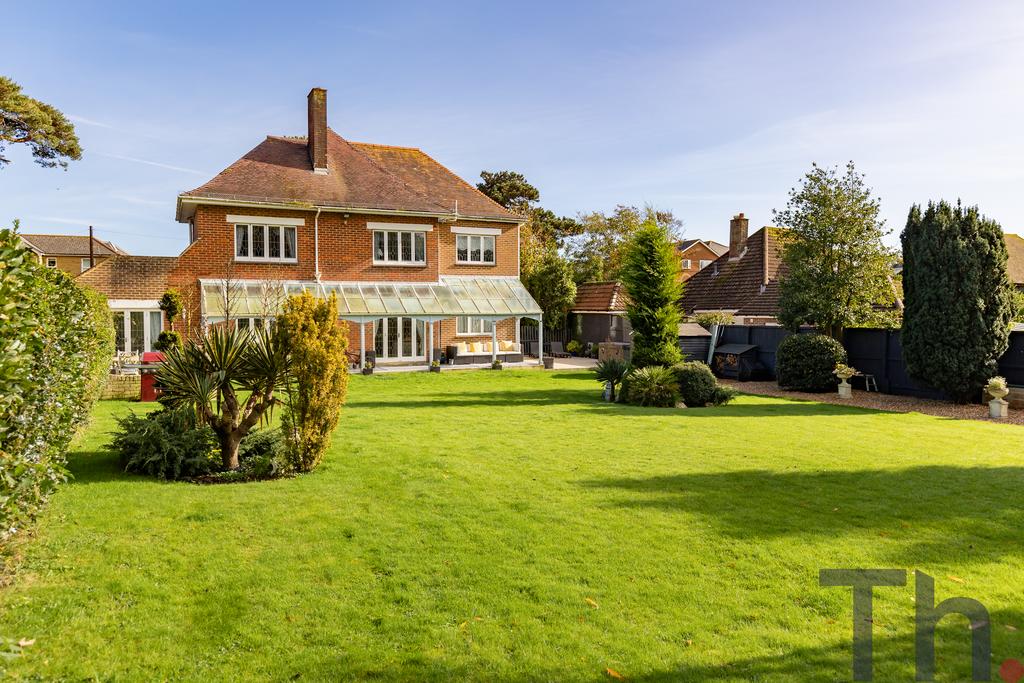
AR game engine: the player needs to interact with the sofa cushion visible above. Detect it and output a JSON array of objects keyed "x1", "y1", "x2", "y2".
[{"x1": 499, "y1": 340, "x2": 515, "y2": 352}]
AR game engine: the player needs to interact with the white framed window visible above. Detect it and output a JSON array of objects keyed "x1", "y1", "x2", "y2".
[
  {"x1": 699, "y1": 259, "x2": 712, "y2": 269},
  {"x1": 456, "y1": 234, "x2": 495, "y2": 265},
  {"x1": 456, "y1": 316, "x2": 494, "y2": 335},
  {"x1": 112, "y1": 310, "x2": 163, "y2": 353},
  {"x1": 373, "y1": 229, "x2": 426, "y2": 266},
  {"x1": 234, "y1": 224, "x2": 297, "y2": 263},
  {"x1": 681, "y1": 259, "x2": 691, "y2": 269},
  {"x1": 81, "y1": 258, "x2": 93, "y2": 272},
  {"x1": 46, "y1": 258, "x2": 57, "y2": 268}
]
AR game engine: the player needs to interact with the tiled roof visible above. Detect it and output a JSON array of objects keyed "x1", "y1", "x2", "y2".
[
  {"x1": 1006, "y1": 233, "x2": 1024, "y2": 285},
  {"x1": 76, "y1": 255, "x2": 179, "y2": 300},
  {"x1": 19, "y1": 234, "x2": 126, "y2": 257},
  {"x1": 681, "y1": 227, "x2": 787, "y2": 316},
  {"x1": 179, "y1": 131, "x2": 519, "y2": 222},
  {"x1": 678, "y1": 239, "x2": 728, "y2": 258},
  {"x1": 572, "y1": 281, "x2": 627, "y2": 312}
]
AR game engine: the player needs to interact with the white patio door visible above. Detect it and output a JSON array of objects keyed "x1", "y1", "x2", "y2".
[{"x1": 373, "y1": 317, "x2": 426, "y2": 362}]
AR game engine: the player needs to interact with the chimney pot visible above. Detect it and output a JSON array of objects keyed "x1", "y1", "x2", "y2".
[
  {"x1": 729, "y1": 213, "x2": 749, "y2": 258},
  {"x1": 307, "y1": 87, "x2": 328, "y2": 174}
]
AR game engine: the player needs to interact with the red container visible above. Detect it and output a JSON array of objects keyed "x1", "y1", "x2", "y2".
[
  {"x1": 139, "y1": 351, "x2": 166, "y2": 402},
  {"x1": 140, "y1": 372, "x2": 160, "y2": 402}
]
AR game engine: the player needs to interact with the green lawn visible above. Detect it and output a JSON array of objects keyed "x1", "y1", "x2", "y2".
[{"x1": 2, "y1": 370, "x2": 1024, "y2": 681}]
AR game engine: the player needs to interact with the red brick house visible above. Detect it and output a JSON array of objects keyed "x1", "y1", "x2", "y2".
[
  {"x1": 83, "y1": 88, "x2": 542, "y2": 365},
  {"x1": 676, "y1": 238, "x2": 727, "y2": 281},
  {"x1": 681, "y1": 213, "x2": 788, "y2": 325}
]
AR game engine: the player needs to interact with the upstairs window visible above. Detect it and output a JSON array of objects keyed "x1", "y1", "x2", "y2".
[
  {"x1": 681, "y1": 259, "x2": 692, "y2": 269},
  {"x1": 374, "y1": 229, "x2": 426, "y2": 266},
  {"x1": 699, "y1": 259, "x2": 712, "y2": 269},
  {"x1": 456, "y1": 234, "x2": 495, "y2": 265},
  {"x1": 235, "y1": 224, "x2": 297, "y2": 263}
]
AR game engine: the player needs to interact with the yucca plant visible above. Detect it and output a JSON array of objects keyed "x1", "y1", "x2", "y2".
[
  {"x1": 158, "y1": 325, "x2": 291, "y2": 470},
  {"x1": 625, "y1": 365, "x2": 680, "y2": 407},
  {"x1": 594, "y1": 358, "x2": 629, "y2": 402}
]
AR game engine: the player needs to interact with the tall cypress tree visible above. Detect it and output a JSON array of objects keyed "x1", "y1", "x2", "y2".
[
  {"x1": 901, "y1": 200, "x2": 1012, "y2": 403},
  {"x1": 620, "y1": 220, "x2": 683, "y2": 368}
]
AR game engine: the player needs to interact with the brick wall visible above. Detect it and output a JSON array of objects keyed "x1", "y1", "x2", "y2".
[{"x1": 678, "y1": 243, "x2": 722, "y2": 281}]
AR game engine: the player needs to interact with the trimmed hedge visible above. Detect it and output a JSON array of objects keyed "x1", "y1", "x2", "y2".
[
  {"x1": 672, "y1": 362, "x2": 717, "y2": 406},
  {"x1": 0, "y1": 226, "x2": 113, "y2": 552},
  {"x1": 776, "y1": 333, "x2": 848, "y2": 392}
]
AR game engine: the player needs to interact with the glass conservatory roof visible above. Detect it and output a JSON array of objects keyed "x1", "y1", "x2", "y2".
[{"x1": 200, "y1": 277, "x2": 543, "y2": 321}]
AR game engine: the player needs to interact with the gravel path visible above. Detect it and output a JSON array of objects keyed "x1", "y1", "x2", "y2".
[{"x1": 721, "y1": 380, "x2": 1024, "y2": 426}]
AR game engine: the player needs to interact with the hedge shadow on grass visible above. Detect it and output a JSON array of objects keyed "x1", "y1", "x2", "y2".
[{"x1": 579, "y1": 465, "x2": 1024, "y2": 564}]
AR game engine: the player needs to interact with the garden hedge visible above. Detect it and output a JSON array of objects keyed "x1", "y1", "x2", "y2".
[
  {"x1": 776, "y1": 333, "x2": 847, "y2": 392},
  {"x1": 0, "y1": 226, "x2": 113, "y2": 554}
]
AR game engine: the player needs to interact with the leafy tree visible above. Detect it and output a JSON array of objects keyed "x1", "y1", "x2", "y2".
[
  {"x1": 901, "y1": 200, "x2": 1013, "y2": 403},
  {"x1": 1012, "y1": 287, "x2": 1024, "y2": 322},
  {"x1": 476, "y1": 170, "x2": 539, "y2": 211},
  {"x1": 773, "y1": 162, "x2": 896, "y2": 337},
  {"x1": 0, "y1": 76, "x2": 81, "y2": 169},
  {"x1": 567, "y1": 205, "x2": 682, "y2": 282},
  {"x1": 522, "y1": 248, "x2": 577, "y2": 329},
  {"x1": 620, "y1": 220, "x2": 683, "y2": 367},
  {"x1": 277, "y1": 292, "x2": 349, "y2": 473},
  {"x1": 158, "y1": 327, "x2": 291, "y2": 470}
]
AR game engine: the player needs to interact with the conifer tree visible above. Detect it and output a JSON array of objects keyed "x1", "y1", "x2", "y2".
[
  {"x1": 620, "y1": 220, "x2": 683, "y2": 368},
  {"x1": 901, "y1": 200, "x2": 1012, "y2": 403}
]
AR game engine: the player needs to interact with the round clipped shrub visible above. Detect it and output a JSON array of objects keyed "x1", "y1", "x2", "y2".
[
  {"x1": 154, "y1": 330, "x2": 182, "y2": 352},
  {"x1": 672, "y1": 361, "x2": 717, "y2": 406},
  {"x1": 626, "y1": 366, "x2": 680, "y2": 407},
  {"x1": 776, "y1": 333, "x2": 848, "y2": 392}
]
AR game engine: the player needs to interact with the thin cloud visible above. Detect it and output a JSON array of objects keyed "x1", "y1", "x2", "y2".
[
  {"x1": 99, "y1": 153, "x2": 209, "y2": 176},
  {"x1": 68, "y1": 115, "x2": 114, "y2": 129}
]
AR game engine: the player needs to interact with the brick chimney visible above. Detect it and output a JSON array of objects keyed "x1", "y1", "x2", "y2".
[
  {"x1": 729, "y1": 212, "x2": 749, "y2": 258},
  {"x1": 307, "y1": 87, "x2": 328, "y2": 174}
]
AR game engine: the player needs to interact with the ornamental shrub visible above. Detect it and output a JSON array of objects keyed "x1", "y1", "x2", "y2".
[
  {"x1": 776, "y1": 333, "x2": 848, "y2": 392},
  {"x1": 277, "y1": 292, "x2": 349, "y2": 473},
  {"x1": 626, "y1": 366, "x2": 680, "y2": 407},
  {"x1": 0, "y1": 224, "x2": 113, "y2": 551},
  {"x1": 154, "y1": 330, "x2": 182, "y2": 352},
  {"x1": 620, "y1": 221, "x2": 683, "y2": 368},
  {"x1": 113, "y1": 408, "x2": 219, "y2": 480},
  {"x1": 672, "y1": 362, "x2": 717, "y2": 406}
]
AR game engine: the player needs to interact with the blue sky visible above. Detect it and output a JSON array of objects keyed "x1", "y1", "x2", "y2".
[{"x1": 2, "y1": 1, "x2": 1023, "y2": 255}]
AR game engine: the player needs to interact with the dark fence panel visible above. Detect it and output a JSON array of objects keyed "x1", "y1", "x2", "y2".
[
  {"x1": 519, "y1": 319, "x2": 570, "y2": 356},
  {"x1": 843, "y1": 329, "x2": 948, "y2": 400},
  {"x1": 680, "y1": 337, "x2": 711, "y2": 361},
  {"x1": 718, "y1": 326, "x2": 798, "y2": 376},
  {"x1": 999, "y1": 332, "x2": 1024, "y2": 386}
]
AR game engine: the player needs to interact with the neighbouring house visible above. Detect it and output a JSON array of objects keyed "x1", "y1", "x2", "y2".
[
  {"x1": 82, "y1": 87, "x2": 543, "y2": 367},
  {"x1": 677, "y1": 238, "x2": 728, "y2": 281},
  {"x1": 19, "y1": 233, "x2": 126, "y2": 275},
  {"x1": 681, "y1": 213, "x2": 787, "y2": 325},
  {"x1": 569, "y1": 281, "x2": 631, "y2": 346},
  {"x1": 77, "y1": 256, "x2": 180, "y2": 354}
]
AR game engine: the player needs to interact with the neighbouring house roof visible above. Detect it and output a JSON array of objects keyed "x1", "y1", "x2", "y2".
[
  {"x1": 200, "y1": 276, "x2": 542, "y2": 322},
  {"x1": 681, "y1": 227, "x2": 787, "y2": 317},
  {"x1": 678, "y1": 322, "x2": 711, "y2": 337},
  {"x1": 571, "y1": 281, "x2": 628, "y2": 313},
  {"x1": 678, "y1": 239, "x2": 728, "y2": 258},
  {"x1": 76, "y1": 255, "x2": 179, "y2": 300},
  {"x1": 177, "y1": 131, "x2": 519, "y2": 223},
  {"x1": 1006, "y1": 233, "x2": 1024, "y2": 285},
  {"x1": 19, "y1": 233, "x2": 126, "y2": 257}
]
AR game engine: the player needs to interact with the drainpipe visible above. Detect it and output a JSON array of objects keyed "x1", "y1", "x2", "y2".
[{"x1": 314, "y1": 206, "x2": 323, "y2": 286}]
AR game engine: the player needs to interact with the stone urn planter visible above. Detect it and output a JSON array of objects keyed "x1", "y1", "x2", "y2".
[
  {"x1": 542, "y1": 357, "x2": 554, "y2": 370},
  {"x1": 834, "y1": 364, "x2": 857, "y2": 399},
  {"x1": 361, "y1": 363, "x2": 374, "y2": 376},
  {"x1": 987, "y1": 377, "x2": 1009, "y2": 419}
]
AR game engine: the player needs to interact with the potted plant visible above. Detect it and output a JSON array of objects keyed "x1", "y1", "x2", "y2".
[
  {"x1": 986, "y1": 376, "x2": 1009, "y2": 418},
  {"x1": 834, "y1": 364, "x2": 858, "y2": 399},
  {"x1": 361, "y1": 361, "x2": 374, "y2": 376},
  {"x1": 566, "y1": 339, "x2": 582, "y2": 356},
  {"x1": 491, "y1": 359, "x2": 503, "y2": 371},
  {"x1": 429, "y1": 359, "x2": 442, "y2": 373}
]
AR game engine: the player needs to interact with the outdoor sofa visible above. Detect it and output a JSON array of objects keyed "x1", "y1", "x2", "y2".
[{"x1": 446, "y1": 341, "x2": 524, "y2": 365}]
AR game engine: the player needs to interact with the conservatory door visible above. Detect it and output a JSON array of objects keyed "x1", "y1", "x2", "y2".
[{"x1": 373, "y1": 317, "x2": 426, "y2": 362}]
